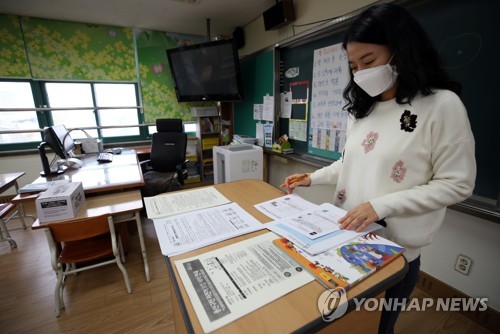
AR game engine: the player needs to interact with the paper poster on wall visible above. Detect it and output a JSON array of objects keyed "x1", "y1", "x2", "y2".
[
  {"x1": 280, "y1": 91, "x2": 292, "y2": 118},
  {"x1": 264, "y1": 123, "x2": 274, "y2": 147},
  {"x1": 256, "y1": 123, "x2": 264, "y2": 146},
  {"x1": 310, "y1": 43, "x2": 349, "y2": 153},
  {"x1": 253, "y1": 104, "x2": 263, "y2": 120},
  {"x1": 262, "y1": 95, "x2": 274, "y2": 121},
  {"x1": 289, "y1": 120, "x2": 307, "y2": 142},
  {"x1": 310, "y1": 127, "x2": 346, "y2": 152}
]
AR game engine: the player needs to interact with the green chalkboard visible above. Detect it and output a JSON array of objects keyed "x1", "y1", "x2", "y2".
[
  {"x1": 234, "y1": 50, "x2": 274, "y2": 136},
  {"x1": 276, "y1": 0, "x2": 500, "y2": 202},
  {"x1": 409, "y1": 0, "x2": 500, "y2": 201}
]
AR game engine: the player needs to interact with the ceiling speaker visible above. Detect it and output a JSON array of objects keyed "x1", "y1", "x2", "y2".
[{"x1": 263, "y1": 0, "x2": 295, "y2": 31}]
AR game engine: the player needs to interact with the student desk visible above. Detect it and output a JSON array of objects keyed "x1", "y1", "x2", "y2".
[
  {"x1": 166, "y1": 179, "x2": 408, "y2": 333},
  {"x1": 0, "y1": 171, "x2": 31, "y2": 224},
  {"x1": 31, "y1": 189, "x2": 150, "y2": 282},
  {"x1": 12, "y1": 149, "x2": 144, "y2": 204},
  {"x1": 13, "y1": 150, "x2": 149, "y2": 281}
]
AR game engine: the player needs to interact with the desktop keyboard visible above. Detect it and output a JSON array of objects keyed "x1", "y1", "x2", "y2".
[{"x1": 97, "y1": 152, "x2": 113, "y2": 163}]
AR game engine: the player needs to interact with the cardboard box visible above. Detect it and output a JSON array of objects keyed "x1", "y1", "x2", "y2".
[{"x1": 36, "y1": 182, "x2": 85, "y2": 223}]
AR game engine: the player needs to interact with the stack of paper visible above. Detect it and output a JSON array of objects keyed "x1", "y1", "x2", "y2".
[
  {"x1": 145, "y1": 187, "x2": 266, "y2": 256},
  {"x1": 255, "y1": 195, "x2": 382, "y2": 255},
  {"x1": 232, "y1": 134, "x2": 257, "y2": 145},
  {"x1": 254, "y1": 193, "x2": 405, "y2": 292}
]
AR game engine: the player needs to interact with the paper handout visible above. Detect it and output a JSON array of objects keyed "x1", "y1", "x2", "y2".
[
  {"x1": 254, "y1": 193, "x2": 318, "y2": 220},
  {"x1": 279, "y1": 202, "x2": 348, "y2": 239},
  {"x1": 264, "y1": 202, "x2": 382, "y2": 255},
  {"x1": 144, "y1": 187, "x2": 230, "y2": 219},
  {"x1": 175, "y1": 232, "x2": 314, "y2": 333},
  {"x1": 153, "y1": 202, "x2": 265, "y2": 256}
]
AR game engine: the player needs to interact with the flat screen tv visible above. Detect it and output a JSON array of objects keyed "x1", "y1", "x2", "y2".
[{"x1": 166, "y1": 39, "x2": 243, "y2": 102}]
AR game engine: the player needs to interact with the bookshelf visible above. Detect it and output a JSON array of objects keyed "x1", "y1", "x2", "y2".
[
  {"x1": 195, "y1": 115, "x2": 221, "y2": 181},
  {"x1": 185, "y1": 137, "x2": 201, "y2": 184}
]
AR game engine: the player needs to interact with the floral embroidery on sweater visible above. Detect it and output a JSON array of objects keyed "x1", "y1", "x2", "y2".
[
  {"x1": 391, "y1": 160, "x2": 407, "y2": 183},
  {"x1": 336, "y1": 189, "x2": 347, "y2": 204},
  {"x1": 400, "y1": 110, "x2": 417, "y2": 132},
  {"x1": 361, "y1": 131, "x2": 379, "y2": 153}
]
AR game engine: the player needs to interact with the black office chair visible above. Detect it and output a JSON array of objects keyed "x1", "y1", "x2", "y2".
[{"x1": 140, "y1": 119, "x2": 188, "y2": 197}]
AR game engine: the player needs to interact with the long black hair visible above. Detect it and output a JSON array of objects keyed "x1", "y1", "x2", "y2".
[{"x1": 342, "y1": 4, "x2": 461, "y2": 119}]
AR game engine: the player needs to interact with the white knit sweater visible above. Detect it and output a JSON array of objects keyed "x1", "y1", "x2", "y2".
[{"x1": 309, "y1": 90, "x2": 476, "y2": 261}]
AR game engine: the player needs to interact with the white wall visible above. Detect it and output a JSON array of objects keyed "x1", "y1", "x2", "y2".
[{"x1": 267, "y1": 155, "x2": 500, "y2": 311}]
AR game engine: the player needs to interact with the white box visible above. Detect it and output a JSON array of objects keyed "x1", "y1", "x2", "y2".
[
  {"x1": 213, "y1": 144, "x2": 263, "y2": 184},
  {"x1": 81, "y1": 138, "x2": 103, "y2": 153},
  {"x1": 36, "y1": 182, "x2": 85, "y2": 223}
]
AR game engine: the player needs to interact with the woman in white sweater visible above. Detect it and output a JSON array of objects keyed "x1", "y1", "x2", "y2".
[{"x1": 284, "y1": 4, "x2": 476, "y2": 333}]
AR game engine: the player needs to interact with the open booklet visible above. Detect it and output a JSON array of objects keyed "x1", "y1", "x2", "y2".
[
  {"x1": 273, "y1": 233, "x2": 405, "y2": 291},
  {"x1": 263, "y1": 201, "x2": 382, "y2": 255}
]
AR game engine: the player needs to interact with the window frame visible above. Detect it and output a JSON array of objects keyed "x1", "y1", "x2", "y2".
[{"x1": 0, "y1": 79, "x2": 151, "y2": 152}]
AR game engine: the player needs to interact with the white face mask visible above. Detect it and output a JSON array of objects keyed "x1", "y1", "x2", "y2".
[{"x1": 353, "y1": 58, "x2": 398, "y2": 97}]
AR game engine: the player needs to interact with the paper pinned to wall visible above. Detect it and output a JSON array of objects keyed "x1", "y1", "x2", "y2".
[
  {"x1": 280, "y1": 91, "x2": 292, "y2": 118},
  {"x1": 253, "y1": 104, "x2": 263, "y2": 120},
  {"x1": 256, "y1": 123, "x2": 264, "y2": 146},
  {"x1": 264, "y1": 123, "x2": 274, "y2": 147},
  {"x1": 262, "y1": 94, "x2": 274, "y2": 121},
  {"x1": 289, "y1": 119, "x2": 307, "y2": 141}
]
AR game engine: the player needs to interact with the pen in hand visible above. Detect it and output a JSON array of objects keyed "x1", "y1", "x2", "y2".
[{"x1": 280, "y1": 173, "x2": 310, "y2": 188}]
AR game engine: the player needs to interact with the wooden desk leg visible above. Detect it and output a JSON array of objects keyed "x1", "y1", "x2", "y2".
[
  {"x1": 134, "y1": 211, "x2": 151, "y2": 282},
  {"x1": 14, "y1": 181, "x2": 35, "y2": 225}
]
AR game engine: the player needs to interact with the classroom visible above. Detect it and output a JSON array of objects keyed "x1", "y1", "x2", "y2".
[{"x1": 0, "y1": 0, "x2": 498, "y2": 333}]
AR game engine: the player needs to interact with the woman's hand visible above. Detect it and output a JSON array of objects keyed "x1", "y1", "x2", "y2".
[
  {"x1": 283, "y1": 173, "x2": 311, "y2": 194},
  {"x1": 338, "y1": 202, "x2": 379, "y2": 232}
]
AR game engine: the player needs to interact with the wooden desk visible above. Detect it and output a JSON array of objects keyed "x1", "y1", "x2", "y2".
[
  {"x1": 0, "y1": 172, "x2": 25, "y2": 194},
  {"x1": 166, "y1": 180, "x2": 408, "y2": 333},
  {"x1": 13, "y1": 149, "x2": 144, "y2": 204},
  {"x1": 0, "y1": 171, "x2": 31, "y2": 225},
  {"x1": 32, "y1": 189, "x2": 150, "y2": 282}
]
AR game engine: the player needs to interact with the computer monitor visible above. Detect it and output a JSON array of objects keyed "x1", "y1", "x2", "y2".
[
  {"x1": 43, "y1": 124, "x2": 76, "y2": 159},
  {"x1": 38, "y1": 125, "x2": 75, "y2": 176}
]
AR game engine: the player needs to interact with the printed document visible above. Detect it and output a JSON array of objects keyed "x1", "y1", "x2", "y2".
[
  {"x1": 153, "y1": 202, "x2": 265, "y2": 256},
  {"x1": 175, "y1": 232, "x2": 314, "y2": 333},
  {"x1": 265, "y1": 202, "x2": 382, "y2": 254},
  {"x1": 266, "y1": 219, "x2": 382, "y2": 255},
  {"x1": 254, "y1": 193, "x2": 318, "y2": 220},
  {"x1": 144, "y1": 187, "x2": 230, "y2": 219},
  {"x1": 278, "y1": 202, "x2": 348, "y2": 239}
]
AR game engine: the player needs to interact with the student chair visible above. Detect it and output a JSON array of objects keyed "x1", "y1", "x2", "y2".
[
  {"x1": 44, "y1": 214, "x2": 132, "y2": 317},
  {"x1": 140, "y1": 118, "x2": 188, "y2": 197},
  {"x1": 0, "y1": 202, "x2": 27, "y2": 248}
]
